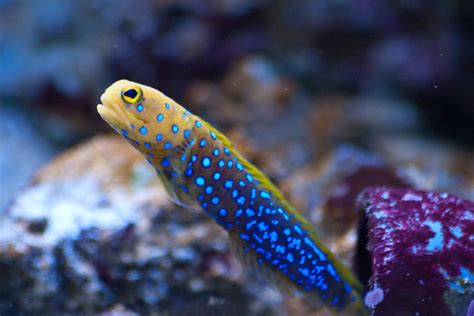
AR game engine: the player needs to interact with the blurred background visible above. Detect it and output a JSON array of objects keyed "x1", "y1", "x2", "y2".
[
  {"x1": 0, "y1": 0, "x2": 473, "y2": 315},
  {"x1": 1, "y1": 0, "x2": 473, "y2": 211}
]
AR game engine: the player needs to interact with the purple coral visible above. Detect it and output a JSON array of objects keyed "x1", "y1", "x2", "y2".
[
  {"x1": 467, "y1": 300, "x2": 474, "y2": 316},
  {"x1": 359, "y1": 188, "x2": 474, "y2": 315}
]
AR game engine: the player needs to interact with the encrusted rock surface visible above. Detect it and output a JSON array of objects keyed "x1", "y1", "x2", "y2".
[
  {"x1": 358, "y1": 188, "x2": 473, "y2": 316},
  {"x1": 0, "y1": 135, "x2": 280, "y2": 316}
]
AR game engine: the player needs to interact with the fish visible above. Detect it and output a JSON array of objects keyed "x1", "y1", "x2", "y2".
[{"x1": 97, "y1": 79, "x2": 368, "y2": 315}]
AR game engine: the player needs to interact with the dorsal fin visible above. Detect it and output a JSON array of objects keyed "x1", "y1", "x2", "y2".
[{"x1": 198, "y1": 118, "x2": 296, "y2": 212}]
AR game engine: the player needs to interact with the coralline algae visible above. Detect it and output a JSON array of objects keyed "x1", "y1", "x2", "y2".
[{"x1": 359, "y1": 188, "x2": 473, "y2": 315}]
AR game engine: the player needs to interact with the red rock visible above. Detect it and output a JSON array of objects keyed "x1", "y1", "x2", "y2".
[{"x1": 324, "y1": 165, "x2": 411, "y2": 227}]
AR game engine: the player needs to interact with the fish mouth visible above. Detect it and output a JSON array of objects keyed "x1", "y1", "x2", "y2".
[{"x1": 97, "y1": 93, "x2": 143, "y2": 131}]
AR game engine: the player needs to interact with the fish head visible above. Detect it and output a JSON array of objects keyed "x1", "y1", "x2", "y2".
[{"x1": 97, "y1": 79, "x2": 189, "y2": 149}]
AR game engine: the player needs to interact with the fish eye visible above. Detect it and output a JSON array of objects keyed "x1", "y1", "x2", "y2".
[{"x1": 121, "y1": 86, "x2": 143, "y2": 104}]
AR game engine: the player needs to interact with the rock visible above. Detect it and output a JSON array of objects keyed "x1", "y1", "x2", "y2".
[
  {"x1": 0, "y1": 135, "x2": 278, "y2": 315},
  {"x1": 284, "y1": 145, "x2": 395, "y2": 232},
  {"x1": 323, "y1": 165, "x2": 411, "y2": 231},
  {"x1": 101, "y1": 304, "x2": 139, "y2": 316},
  {"x1": 308, "y1": 96, "x2": 421, "y2": 155},
  {"x1": 374, "y1": 136, "x2": 474, "y2": 201},
  {"x1": 358, "y1": 188, "x2": 474, "y2": 316}
]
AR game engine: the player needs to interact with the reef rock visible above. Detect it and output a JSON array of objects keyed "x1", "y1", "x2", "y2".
[
  {"x1": 358, "y1": 188, "x2": 473, "y2": 316},
  {"x1": 0, "y1": 135, "x2": 278, "y2": 315}
]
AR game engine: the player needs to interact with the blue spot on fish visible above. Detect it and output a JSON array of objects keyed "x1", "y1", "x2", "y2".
[
  {"x1": 195, "y1": 176, "x2": 205, "y2": 186},
  {"x1": 202, "y1": 157, "x2": 211, "y2": 168},
  {"x1": 185, "y1": 168, "x2": 193, "y2": 177},
  {"x1": 237, "y1": 196, "x2": 245, "y2": 205},
  {"x1": 246, "y1": 174, "x2": 253, "y2": 183},
  {"x1": 240, "y1": 233, "x2": 250, "y2": 241},
  {"x1": 258, "y1": 222, "x2": 268, "y2": 231},
  {"x1": 344, "y1": 284, "x2": 352, "y2": 294},
  {"x1": 260, "y1": 191, "x2": 270, "y2": 199},
  {"x1": 275, "y1": 245, "x2": 285, "y2": 254},
  {"x1": 157, "y1": 114, "x2": 164, "y2": 121},
  {"x1": 246, "y1": 208, "x2": 255, "y2": 217},
  {"x1": 236, "y1": 162, "x2": 244, "y2": 171},
  {"x1": 161, "y1": 158, "x2": 170, "y2": 168},
  {"x1": 294, "y1": 225, "x2": 303, "y2": 235},
  {"x1": 224, "y1": 180, "x2": 233, "y2": 189}
]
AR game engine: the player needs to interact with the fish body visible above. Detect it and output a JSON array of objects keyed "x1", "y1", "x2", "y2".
[{"x1": 97, "y1": 80, "x2": 367, "y2": 315}]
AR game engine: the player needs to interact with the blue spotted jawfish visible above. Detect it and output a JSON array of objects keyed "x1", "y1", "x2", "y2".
[{"x1": 97, "y1": 80, "x2": 368, "y2": 315}]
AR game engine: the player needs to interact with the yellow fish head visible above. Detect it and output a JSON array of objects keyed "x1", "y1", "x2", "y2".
[{"x1": 97, "y1": 79, "x2": 187, "y2": 148}]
